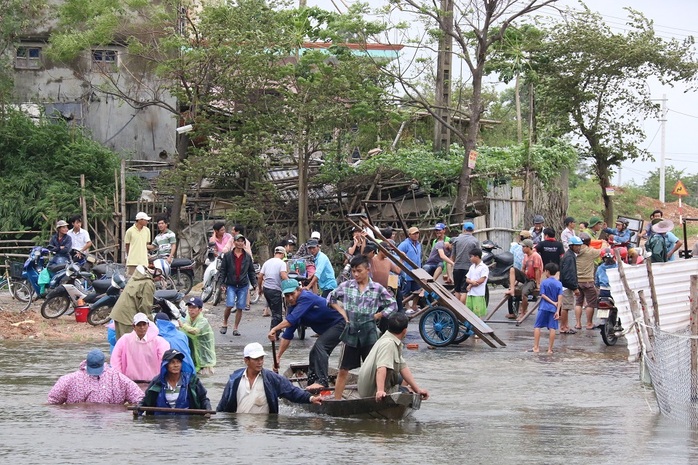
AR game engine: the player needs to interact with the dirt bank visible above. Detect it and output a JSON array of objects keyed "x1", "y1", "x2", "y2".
[{"x1": 0, "y1": 309, "x2": 105, "y2": 342}]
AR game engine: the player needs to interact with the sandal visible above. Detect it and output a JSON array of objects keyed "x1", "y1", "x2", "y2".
[
  {"x1": 560, "y1": 329, "x2": 577, "y2": 334},
  {"x1": 219, "y1": 326, "x2": 228, "y2": 335},
  {"x1": 233, "y1": 329, "x2": 241, "y2": 336}
]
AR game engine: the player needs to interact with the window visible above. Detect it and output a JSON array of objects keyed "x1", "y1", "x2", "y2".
[
  {"x1": 92, "y1": 49, "x2": 118, "y2": 71},
  {"x1": 15, "y1": 47, "x2": 42, "y2": 69}
]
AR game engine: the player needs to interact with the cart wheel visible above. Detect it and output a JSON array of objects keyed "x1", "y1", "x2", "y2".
[
  {"x1": 453, "y1": 321, "x2": 473, "y2": 344},
  {"x1": 419, "y1": 306, "x2": 458, "y2": 347}
]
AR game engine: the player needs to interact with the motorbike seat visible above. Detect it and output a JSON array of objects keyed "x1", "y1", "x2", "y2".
[
  {"x1": 92, "y1": 279, "x2": 112, "y2": 294},
  {"x1": 154, "y1": 290, "x2": 180, "y2": 301},
  {"x1": 92, "y1": 263, "x2": 108, "y2": 276},
  {"x1": 47, "y1": 263, "x2": 65, "y2": 273},
  {"x1": 171, "y1": 258, "x2": 193, "y2": 268}
]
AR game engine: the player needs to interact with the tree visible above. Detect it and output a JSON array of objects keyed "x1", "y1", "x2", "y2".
[
  {"x1": 639, "y1": 166, "x2": 698, "y2": 208},
  {"x1": 380, "y1": 0, "x2": 558, "y2": 222},
  {"x1": 534, "y1": 8, "x2": 698, "y2": 223},
  {"x1": 0, "y1": 0, "x2": 46, "y2": 108}
]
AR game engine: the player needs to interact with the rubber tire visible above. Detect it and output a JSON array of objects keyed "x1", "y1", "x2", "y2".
[
  {"x1": 508, "y1": 296, "x2": 520, "y2": 316},
  {"x1": 212, "y1": 279, "x2": 223, "y2": 306},
  {"x1": 87, "y1": 304, "x2": 113, "y2": 326},
  {"x1": 419, "y1": 306, "x2": 458, "y2": 347},
  {"x1": 41, "y1": 293, "x2": 71, "y2": 319},
  {"x1": 601, "y1": 318, "x2": 619, "y2": 346},
  {"x1": 201, "y1": 279, "x2": 214, "y2": 303},
  {"x1": 297, "y1": 325, "x2": 306, "y2": 340},
  {"x1": 452, "y1": 322, "x2": 471, "y2": 344},
  {"x1": 174, "y1": 272, "x2": 194, "y2": 295},
  {"x1": 250, "y1": 287, "x2": 260, "y2": 304},
  {"x1": 12, "y1": 281, "x2": 34, "y2": 311}
]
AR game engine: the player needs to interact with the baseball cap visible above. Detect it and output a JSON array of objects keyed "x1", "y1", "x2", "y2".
[
  {"x1": 85, "y1": 349, "x2": 105, "y2": 376},
  {"x1": 274, "y1": 246, "x2": 286, "y2": 255},
  {"x1": 521, "y1": 239, "x2": 534, "y2": 248},
  {"x1": 186, "y1": 296, "x2": 203, "y2": 308},
  {"x1": 307, "y1": 239, "x2": 319, "y2": 247},
  {"x1": 408, "y1": 226, "x2": 420, "y2": 235},
  {"x1": 133, "y1": 313, "x2": 150, "y2": 325},
  {"x1": 244, "y1": 342, "x2": 267, "y2": 359},
  {"x1": 463, "y1": 222, "x2": 475, "y2": 231},
  {"x1": 363, "y1": 241, "x2": 378, "y2": 253},
  {"x1": 568, "y1": 236, "x2": 583, "y2": 246},
  {"x1": 233, "y1": 233, "x2": 245, "y2": 241},
  {"x1": 135, "y1": 212, "x2": 151, "y2": 221},
  {"x1": 162, "y1": 349, "x2": 185, "y2": 362},
  {"x1": 154, "y1": 311, "x2": 170, "y2": 321},
  {"x1": 310, "y1": 231, "x2": 321, "y2": 239},
  {"x1": 281, "y1": 278, "x2": 300, "y2": 294},
  {"x1": 434, "y1": 222, "x2": 446, "y2": 231},
  {"x1": 519, "y1": 230, "x2": 532, "y2": 238},
  {"x1": 56, "y1": 220, "x2": 68, "y2": 228}
]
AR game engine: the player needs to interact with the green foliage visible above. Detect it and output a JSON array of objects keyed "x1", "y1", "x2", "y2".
[
  {"x1": 637, "y1": 166, "x2": 698, "y2": 207},
  {"x1": 568, "y1": 179, "x2": 650, "y2": 222},
  {"x1": 0, "y1": 110, "x2": 126, "y2": 233}
]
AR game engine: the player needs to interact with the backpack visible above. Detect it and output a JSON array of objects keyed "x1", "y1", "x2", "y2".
[{"x1": 646, "y1": 234, "x2": 668, "y2": 263}]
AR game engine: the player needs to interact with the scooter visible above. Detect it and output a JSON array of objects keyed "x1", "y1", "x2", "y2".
[
  {"x1": 170, "y1": 258, "x2": 195, "y2": 295},
  {"x1": 597, "y1": 290, "x2": 622, "y2": 346},
  {"x1": 201, "y1": 243, "x2": 221, "y2": 303},
  {"x1": 481, "y1": 240, "x2": 514, "y2": 309},
  {"x1": 40, "y1": 264, "x2": 103, "y2": 319}
]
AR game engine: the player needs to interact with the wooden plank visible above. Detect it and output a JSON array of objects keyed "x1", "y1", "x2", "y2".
[
  {"x1": 485, "y1": 295, "x2": 509, "y2": 320},
  {"x1": 516, "y1": 299, "x2": 540, "y2": 326}
]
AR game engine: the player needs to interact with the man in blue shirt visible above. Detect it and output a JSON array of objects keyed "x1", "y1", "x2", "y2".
[
  {"x1": 398, "y1": 226, "x2": 422, "y2": 312},
  {"x1": 269, "y1": 279, "x2": 345, "y2": 390},
  {"x1": 305, "y1": 239, "x2": 337, "y2": 297}
]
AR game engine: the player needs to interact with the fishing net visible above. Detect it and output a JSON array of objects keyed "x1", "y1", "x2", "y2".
[{"x1": 644, "y1": 325, "x2": 698, "y2": 427}]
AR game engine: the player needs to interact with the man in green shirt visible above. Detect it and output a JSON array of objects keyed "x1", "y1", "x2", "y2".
[
  {"x1": 148, "y1": 215, "x2": 177, "y2": 263},
  {"x1": 357, "y1": 312, "x2": 430, "y2": 402}
]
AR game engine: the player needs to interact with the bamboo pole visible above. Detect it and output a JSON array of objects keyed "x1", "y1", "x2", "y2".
[
  {"x1": 80, "y1": 174, "x2": 88, "y2": 227},
  {"x1": 644, "y1": 257, "x2": 661, "y2": 326},
  {"x1": 120, "y1": 159, "x2": 126, "y2": 263},
  {"x1": 690, "y1": 275, "x2": 698, "y2": 402},
  {"x1": 615, "y1": 249, "x2": 649, "y2": 353}
]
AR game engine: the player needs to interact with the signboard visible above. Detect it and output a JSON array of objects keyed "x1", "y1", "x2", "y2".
[
  {"x1": 468, "y1": 150, "x2": 478, "y2": 169},
  {"x1": 605, "y1": 187, "x2": 615, "y2": 196},
  {"x1": 672, "y1": 180, "x2": 690, "y2": 197}
]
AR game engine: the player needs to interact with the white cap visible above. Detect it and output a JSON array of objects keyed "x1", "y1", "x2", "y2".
[
  {"x1": 243, "y1": 342, "x2": 267, "y2": 359},
  {"x1": 133, "y1": 313, "x2": 150, "y2": 325},
  {"x1": 135, "y1": 212, "x2": 151, "y2": 220},
  {"x1": 310, "y1": 231, "x2": 321, "y2": 239}
]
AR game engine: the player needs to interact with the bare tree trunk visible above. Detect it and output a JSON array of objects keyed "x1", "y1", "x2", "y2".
[
  {"x1": 297, "y1": 149, "x2": 309, "y2": 244},
  {"x1": 169, "y1": 133, "x2": 189, "y2": 234}
]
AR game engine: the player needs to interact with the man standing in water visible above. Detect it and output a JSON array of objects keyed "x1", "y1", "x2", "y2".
[
  {"x1": 216, "y1": 343, "x2": 323, "y2": 413},
  {"x1": 328, "y1": 254, "x2": 397, "y2": 400}
]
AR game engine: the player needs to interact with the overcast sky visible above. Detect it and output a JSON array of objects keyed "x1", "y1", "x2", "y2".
[{"x1": 306, "y1": 0, "x2": 698, "y2": 189}]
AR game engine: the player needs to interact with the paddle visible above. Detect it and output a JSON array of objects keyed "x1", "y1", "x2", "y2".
[
  {"x1": 128, "y1": 406, "x2": 216, "y2": 416},
  {"x1": 271, "y1": 339, "x2": 280, "y2": 373}
]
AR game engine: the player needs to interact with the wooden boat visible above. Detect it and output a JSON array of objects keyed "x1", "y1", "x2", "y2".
[{"x1": 283, "y1": 364, "x2": 421, "y2": 420}]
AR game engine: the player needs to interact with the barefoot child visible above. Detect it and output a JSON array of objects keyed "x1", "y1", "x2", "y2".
[
  {"x1": 465, "y1": 248, "x2": 488, "y2": 317},
  {"x1": 533, "y1": 262, "x2": 563, "y2": 353}
]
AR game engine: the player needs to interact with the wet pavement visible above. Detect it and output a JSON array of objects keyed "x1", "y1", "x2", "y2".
[{"x1": 1, "y1": 288, "x2": 698, "y2": 464}]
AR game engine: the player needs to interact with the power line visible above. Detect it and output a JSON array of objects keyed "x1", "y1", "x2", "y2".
[{"x1": 667, "y1": 108, "x2": 698, "y2": 119}]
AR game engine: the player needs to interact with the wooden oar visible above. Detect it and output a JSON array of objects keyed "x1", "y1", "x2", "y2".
[
  {"x1": 305, "y1": 384, "x2": 357, "y2": 394},
  {"x1": 128, "y1": 405, "x2": 216, "y2": 416},
  {"x1": 271, "y1": 339, "x2": 280, "y2": 373}
]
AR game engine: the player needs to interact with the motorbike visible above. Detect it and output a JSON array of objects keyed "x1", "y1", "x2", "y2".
[
  {"x1": 597, "y1": 290, "x2": 622, "y2": 346},
  {"x1": 170, "y1": 258, "x2": 195, "y2": 295},
  {"x1": 87, "y1": 272, "x2": 185, "y2": 326},
  {"x1": 40, "y1": 264, "x2": 104, "y2": 319},
  {"x1": 481, "y1": 240, "x2": 515, "y2": 310},
  {"x1": 201, "y1": 243, "x2": 222, "y2": 304},
  {"x1": 23, "y1": 247, "x2": 93, "y2": 302}
]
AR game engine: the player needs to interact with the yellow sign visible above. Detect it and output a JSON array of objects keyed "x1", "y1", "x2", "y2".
[{"x1": 672, "y1": 180, "x2": 690, "y2": 197}]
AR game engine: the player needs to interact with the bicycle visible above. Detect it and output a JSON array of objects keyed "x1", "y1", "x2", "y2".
[{"x1": 0, "y1": 257, "x2": 33, "y2": 312}]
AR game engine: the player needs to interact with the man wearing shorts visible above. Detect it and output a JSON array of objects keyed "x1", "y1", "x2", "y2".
[
  {"x1": 574, "y1": 232, "x2": 599, "y2": 330},
  {"x1": 559, "y1": 236, "x2": 582, "y2": 333},
  {"x1": 450, "y1": 222, "x2": 480, "y2": 303},
  {"x1": 506, "y1": 239, "x2": 543, "y2": 319},
  {"x1": 328, "y1": 254, "x2": 397, "y2": 400},
  {"x1": 219, "y1": 234, "x2": 257, "y2": 336}
]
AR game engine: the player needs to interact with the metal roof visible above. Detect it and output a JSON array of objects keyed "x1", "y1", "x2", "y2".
[{"x1": 608, "y1": 259, "x2": 698, "y2": 361}]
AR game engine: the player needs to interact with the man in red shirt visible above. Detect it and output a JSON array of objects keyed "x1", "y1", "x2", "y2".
[{"x1": 505, "y1": 239, "x2": 543, "y2": 319}]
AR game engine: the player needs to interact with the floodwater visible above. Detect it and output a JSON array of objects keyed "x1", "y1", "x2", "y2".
[{"x1": 2, "y1": 302, "x2": 698, "y2": 464}]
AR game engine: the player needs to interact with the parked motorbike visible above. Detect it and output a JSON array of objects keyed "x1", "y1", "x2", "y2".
[
  {"x1": 597, "y1": 291, "x2": 622, "y2": 346},
  {"x1": 201, "y1": 243, "x2": 222, "y2": 304},
  {"x1": 40, "y1": 263, "x2": 103, "y2": 319},
  {"x1": 481, "y1": 240, "x2": 514, "y2": 310},
  {"x1": 170, "y1": 258, "x2": 195, "y2": 295},
  {"x1": 23, "y1": 246, "x2": 93, "y2": 301}
]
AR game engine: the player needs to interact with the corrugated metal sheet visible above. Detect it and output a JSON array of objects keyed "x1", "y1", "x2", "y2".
[{"x1": 608, "y1": 259, "x2": 698, "y2": 361}]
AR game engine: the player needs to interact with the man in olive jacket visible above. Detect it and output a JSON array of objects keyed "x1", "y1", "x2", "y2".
[{"x1": 109, "y1": 265, "x2": 158, "y2": 340}]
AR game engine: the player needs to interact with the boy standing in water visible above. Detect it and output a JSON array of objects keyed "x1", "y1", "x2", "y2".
[{"x1": 533, "y1": 263, "x2": 563, "y2": 354}]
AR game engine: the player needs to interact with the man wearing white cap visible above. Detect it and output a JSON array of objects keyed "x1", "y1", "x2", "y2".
[
  {"x1": 216, "y1": 342, "x2": 323, "y2": 413},
  {"x1": 111, "y1": 313, "x2": 170, "y2": 382},
  {"x1": 125, "y1": 211, "x2": 152, "y2": 276},
  {"x1": 258, "y1": 246, "x2": 289, "y2": 334}
]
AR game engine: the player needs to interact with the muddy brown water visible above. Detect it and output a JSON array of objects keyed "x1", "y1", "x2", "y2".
[{"x1": 2, "y1": 294, "x2": 698, "y2": 464}]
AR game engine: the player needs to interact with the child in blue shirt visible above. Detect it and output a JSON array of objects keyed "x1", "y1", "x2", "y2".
[{"x1": 533, "y1": 262, "x2": 563, "y2": 353}]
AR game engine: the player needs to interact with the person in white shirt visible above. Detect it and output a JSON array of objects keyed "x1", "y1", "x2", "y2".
[
  {"x1": 465, "y1": 248, "x2": 489, "y2": 317},
  {"x1": 258, "y1": 246, "x2": 289, "y2": 336},
  {"x1": 67, "y1": 214, "x2": 92, "y2": 261}
]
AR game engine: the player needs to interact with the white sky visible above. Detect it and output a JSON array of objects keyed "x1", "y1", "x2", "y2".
[{"x1": 306, "y1": 0, "x2": 698, "y2": 187}]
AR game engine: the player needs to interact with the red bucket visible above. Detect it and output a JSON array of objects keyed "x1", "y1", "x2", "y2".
[{"x1": 74, "y1": 306, "x2": 89, "y2": 323}]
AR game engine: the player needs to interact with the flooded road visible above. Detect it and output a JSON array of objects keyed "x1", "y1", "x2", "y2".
[{"x1": 2, "y1": 296, "x2": 698, "y2": 464}]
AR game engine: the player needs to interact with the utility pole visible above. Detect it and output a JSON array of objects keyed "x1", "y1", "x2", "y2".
[
  {"x1": 433, "y1": 0, "x2": 453, "y2": 154},
  {"x1": 659, "y1": 94, "x2": 667, "y2": 204}
]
